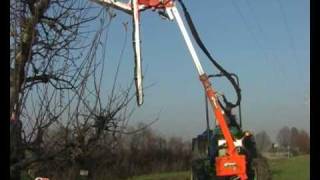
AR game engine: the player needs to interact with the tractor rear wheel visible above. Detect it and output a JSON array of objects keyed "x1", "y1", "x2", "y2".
[
  {"x1": 251, "y1": 156, "x2": 272, "y2": 180},
  {"x1": 190, "y1": 169, "x2": 198, "y2": 180}
]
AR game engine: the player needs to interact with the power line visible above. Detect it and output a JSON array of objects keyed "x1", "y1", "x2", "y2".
[
  {"x1": 276, "y1": 0, "x2": 299, "y2": 59},
  {"x1": 275, "y1": 0, "x2": 305, "y2": 82},
  {"x1": 230, "y1": 0, "x2": 271, "y2": 66},
  {"x1": 231, "y1": 0, "x2": 297, "y2": 95},
  {"x1": 244, "y1": 0, "x2": 288, "y2": 80}
]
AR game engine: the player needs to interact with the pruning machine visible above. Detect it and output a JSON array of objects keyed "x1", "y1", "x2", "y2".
[
  {"x1": 190, "y1": 73, "x2": 262, "y2": 180},
  {"x1": 92, "y1": 0, "x2": 270, "y2": 179}
]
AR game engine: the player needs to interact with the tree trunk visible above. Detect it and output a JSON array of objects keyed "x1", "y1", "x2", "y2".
[
  {"x1": 10, "y1": 2, "x2": 50, "y2": 179},
  {"x1": 10, "y1": 120, "x2": 24, "y2": 180}
]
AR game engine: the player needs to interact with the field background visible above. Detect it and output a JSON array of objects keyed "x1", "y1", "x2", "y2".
[{"x1": 131, "y1": 155, "x2": 310, "y2": 180}]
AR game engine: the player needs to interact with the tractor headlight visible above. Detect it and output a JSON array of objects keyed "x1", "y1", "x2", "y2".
[{"x1": 217, "y1": 139, "x2": 243, "y2": 147}]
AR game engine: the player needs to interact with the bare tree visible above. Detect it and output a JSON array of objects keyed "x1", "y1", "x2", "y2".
[
  {"x1": 10, "y1": 0, "x2": 109, "y2": 179},
  {"x1": 289, "y1": 127, "x2": 299, "y2": 152},
  {"x1": 296, "y1": 130, "x2": 310, "y2": 154},
  {"x1": 10, "y1": 0, "x2": 164, "y2": 179},
  {"x1": 255, "y1": 131, "x2": 272, "y2": 153},
  {"x1": 276, "y1": 126, "x2": 291, "y2": 148}
]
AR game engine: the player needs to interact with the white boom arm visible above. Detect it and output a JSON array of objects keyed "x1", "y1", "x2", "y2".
[
  {"x1": 166, "y1": 6, "x2": 205, "y2": 76},
  {"x1": 132, "y1": 0, "x2": 144, "y2": 106}
]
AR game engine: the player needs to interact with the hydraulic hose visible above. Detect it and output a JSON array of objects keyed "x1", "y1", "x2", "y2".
[{"x1": 177, "y1": 0, "x2": 241, "y2": 108}]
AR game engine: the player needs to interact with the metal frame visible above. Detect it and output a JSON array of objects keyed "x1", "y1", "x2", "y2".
[{"x1": 208, "y1": 73, "x2": 242, "y2": 128}]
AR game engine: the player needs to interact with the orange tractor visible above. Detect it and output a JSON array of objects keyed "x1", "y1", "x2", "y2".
[{"x1": 91, "y1": 0, "x2": 271, "y2": 179}]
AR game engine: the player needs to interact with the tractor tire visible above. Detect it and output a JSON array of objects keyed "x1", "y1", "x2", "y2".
[
  {"x1": 251, "y1": 156, "x2": 272, "y2": 180},
  {"x1": 191, "y1": 169, "x2": 198, "y2": 180},
  {"x1": 191, "y1": 160, "x2": 209, "y2": 180}
]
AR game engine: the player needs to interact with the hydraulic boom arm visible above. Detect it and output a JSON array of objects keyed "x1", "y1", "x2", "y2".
[
  {"x1": 166, "y1": 5, "x2": 247, "y2": 180},
  {"x1": 91, "y1": 0, "x2": 247, "y2": 179}
]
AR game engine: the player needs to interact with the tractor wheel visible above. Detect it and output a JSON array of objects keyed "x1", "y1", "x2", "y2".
[
  {"x1": 191, "y1": 159, "x2": 214, "y2": 180},
  {"x1": 251, "y1": 156, "x2": 272, "y2": 180},
  {"x1": 190, "y1": 169, "x2": 197, "y2": 180},
  {"x1": 191, "y1": 160, "x2": 206, "y2": 180}
]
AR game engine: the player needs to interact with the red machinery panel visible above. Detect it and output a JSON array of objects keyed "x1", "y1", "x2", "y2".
[
  {"x1": 215, "y1": 154, "x2": 247, "y2": 179},
  {"x1": 138, "y1": 0, "x2": 173, "y2": 8}
]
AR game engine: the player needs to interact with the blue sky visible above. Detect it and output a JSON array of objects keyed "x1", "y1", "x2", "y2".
[{"x1": 88, "y1": 0, "x2": 309, "y2": 141}]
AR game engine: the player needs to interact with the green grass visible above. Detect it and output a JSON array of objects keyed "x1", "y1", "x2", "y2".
[
  {"x1": 129, "y1": 171, "x2": 190, "y2": 180},
  {"x1": 269, "y1": 155, "x2": 310, "y2": 180},
  {"x1": 21, "y1": 155, "x2": 310, "y2": 180},
  {"x1": 131, "y1": 155, "x2": 310, "y2": 180}
]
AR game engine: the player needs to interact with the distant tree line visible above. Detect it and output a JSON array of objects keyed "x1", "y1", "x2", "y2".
[
  {"x1": 24, "y1": 123, "x2": 192, "y2": 180},
  {"x1": 254, "y1": 126, "x2": 309, "y2": 155},
  {"x1": 276, "y1": 126, "x2": 310, "y2": 155}
]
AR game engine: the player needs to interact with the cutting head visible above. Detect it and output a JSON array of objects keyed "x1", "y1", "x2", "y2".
[
  {"x1": 131, "y1": 0, "x2": 174, "y2": 106},
  {"x1": 132, "y1": 0, "x2": 144, "y2": 106}
]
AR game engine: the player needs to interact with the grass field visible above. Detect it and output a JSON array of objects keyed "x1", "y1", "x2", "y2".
[
  {"x1": 129, "y1": 171, "x2": 190, "y2": 180},
  {"x1": 131, "y1": 155, "x2": 310, "y2": 180},
  {"x1": 269, "y1": 155, "x2": 309, "y2": 180},
  {"x1": 21, "y1": 155, "x2": 309, "y2": 180}
]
